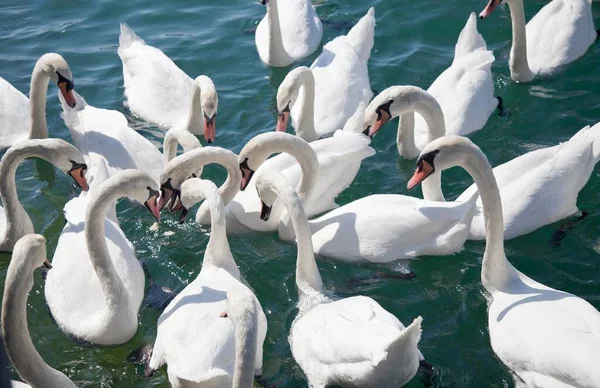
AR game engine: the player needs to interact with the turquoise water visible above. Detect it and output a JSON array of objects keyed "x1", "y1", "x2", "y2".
[{"x1": 1, "y1": 0, "x2": 600, "y2": 386}]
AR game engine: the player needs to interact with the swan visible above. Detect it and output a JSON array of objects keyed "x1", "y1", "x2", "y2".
[
  {"x1": 2, "y1": 235, "x2": 77, "y2": 388},
  {"x1": 118, "y1": 23, "x2": 218, "y2": 142},
  {"x1": 60, "y1": 90, "x2": 201, "y2": 185},
  {"x1": 276, "y1": 8, "x2": 375, "y2": 140},
  {"x1": 221, "y1": 291, "x2": 261, "y2": 388},
  {"x1": 480, "y1": 0, "x2": 597, "y2": 82},
  {"x1": 255, "y1": 170, "x2": 423, "y2": 388},
  {"x1": 408, "y1": 135, "x2": 600, "y2": 388},
  {"x1": 453, "y1": 122, "x2": 600, "y2": 240},
  {"x1": 255, "y1": 0, "x2": 323, "y2": 67},
  {"x1": 147, "y1": 178, "x2": 267, "y2": 386},
  {"x1": 0, "y1": 139, "x2": 88, "y2": 252},
  {"x1": 0, "y1": 53, "x2": 76, "y2": 149},
  {"x1": 44, "y1": 169, "x2": 161, "y2": 345},
  {"x1": 160, "y1": 127, "x2": 374, "y2": 234},
  {"x1": 365, "y1": 14, "x2": 498, "y2": 159}
]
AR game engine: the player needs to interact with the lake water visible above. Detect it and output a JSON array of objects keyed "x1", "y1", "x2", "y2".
[{"x1": 1, "y1": 0, "x2": 600, "y2": 387}]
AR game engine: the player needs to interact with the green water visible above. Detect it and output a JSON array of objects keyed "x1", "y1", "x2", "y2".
[{"x1": 1, "y1": 0, "x2": 600, "y2": 386}]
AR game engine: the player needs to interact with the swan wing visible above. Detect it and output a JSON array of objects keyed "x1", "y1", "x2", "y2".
[
  {"x1": 118, "y1": 23, "x2": 194, "y2": 128},
  {"x1": 60, "y1": 91, "x2": 164, "y2": 184},
  {"x1": 344, "y1": 7, "x2": 375, "y2": 65},
  {"x1": 151, "y1": 268, "x2": 267, "y2": 383},
  {"x1": 0, "y1": 77, "x2": 30, "y2": 149},
  {"x1": 310, "y1": 194, "x2": 474, "y2": 262},
  {"x1": 525, "y1": 0, "x2": 596, "y2": 74},
  {"x1": 490, "y1": 281, "x2": 600, "y2": 387}
]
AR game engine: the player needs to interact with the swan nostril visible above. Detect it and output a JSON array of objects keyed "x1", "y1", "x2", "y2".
[{"x1": 207, "y1": 139, "x2": 212, "y2": 144}]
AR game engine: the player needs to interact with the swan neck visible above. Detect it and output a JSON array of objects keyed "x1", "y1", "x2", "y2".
[
  {"x1": 85, "y1": 184, "x2": 128, "y2": 314},
  {"x1": 397, "y1": 112, "x2": 420, "y2": 160},
  {"x1": 163, "y1": 131, "x2": 180, "y2": 164},
  {"x1": 232, "y1": 305, "x2": 258, "y2": 388},
  {"x1": 203, "y1": 190, "x2": 239, "y2": 277},
  {"x1": 507, "y1": 0, "x2": 535, "y2": 82},
  {"x1": 29, "y1": 67, "x2": 50, "y2": 139},
  {"x1": 461, "y1": 147, "x2": 516, "y2": 293},
  {"x1": 275, "y1": 138, "x2": 318, "y2": 202},
  {"x1": 184, "y1": 81, "x2": 203, "y2": 135},
  {"x1": 265, "y1": 0, "x2": 290, "y2": 65},
  {"x1": 2, "y1": 254, "x2": 72, "y2": 387},
  {"x1": 295, "y1": 71, "x2": 318, "y2": 142}
]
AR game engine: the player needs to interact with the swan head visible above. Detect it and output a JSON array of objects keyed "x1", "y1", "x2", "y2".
[
  {"x1": 407, "y1": 136, "x2": 473, "y2": 189},
  {"x1": 255, "y1": 171, "x2": 278, "y2": 221},
  {"x1": 195, "y1": 75, "x2": 218, "y2": 143},
  {"x1": 30, "y1": 139, "x2": 89, "y2": 191},
  {"x1": 117, "y1": 171, "x2": 161, "y2": 222},
  {"x1": 480, "y1": 0, "x2": 503, "y2": 19},
  {"x1": 276, "y1": 67, "x2": 311, "y2": 133},
  {"x1": 35, "y1": 53, "x2": 76, "y2": 108},
  {"x1": 177, "y1": 178, "x2": 218, "y2": 224},
  {"x1": 12, "y1": 235, "x2": 52, "y2": 277}
]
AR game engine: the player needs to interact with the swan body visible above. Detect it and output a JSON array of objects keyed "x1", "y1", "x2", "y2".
[
  {"x1": 118, "y1": 23, "x2": 218, "y2": 142},
  {"x1": 3, "y1": 235, "x2": 77, "y2": 388},
  {"x1": 456, "y1": 122, "x2": 600, "y2": 240},
  {"x1": 365, "y1": 15, "x2": 496, "y2": 159},
  {"x1": 276, "y1": 8, "x2": 374, "y2": 141},
  {"x1": 480, "y1": 0, "x2": 596, "y2": 82},
  {"x1": 411, "y1": 136, "x2": 600, "y2": 388},
  {"x1": 45, "y1": 170, "x2": 160, "y2": 345},
  {"x1": 0, "y1": 53, "x2": 76, "y2": 149},
  {"x1": 255, "y1": 0, "x2": 323, "y2": 67},
  {"x1": 60, "y1": 91, "x2": 200, "y2": 185},
  {"x1": 0, "y1": 139, "x2": 88, "y2": 252},
  {"x1": 148, "y1": 179, "x2": 267, "y2": 386},
  {"x1": 256, "y1": 171, "x2": 423, "y2": 388}
]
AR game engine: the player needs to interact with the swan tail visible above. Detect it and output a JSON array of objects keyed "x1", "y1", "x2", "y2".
[
  {"x1": 345, "y1": 7, "x2": 375, "y2": 64},
  {"x1": 375, "y1": 316, "x2": 423, "y2": 366},
  {"x1": 342, "y1": 101, "x2": 367, "y2": 134},
  {"x1": 119, "y1": 23, "x2": 145, "y2": 50},
  {"x1": 454, "y1": 12, "x2": 489, "y2": 63},
  {"x1": 569, "y1": 122, "x2": 600, "y2": 162}
]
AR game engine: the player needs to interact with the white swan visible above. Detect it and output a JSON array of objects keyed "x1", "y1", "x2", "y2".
[
  {"x1": 255, "y1": 0, "x2": 323, "y2": 67},
  {"x1": 256, "y1": 171, "x2": 423, "y2": 388},
  {"x1": 60, "y1": 91, "x2": 201, "y2": 185},
  {"x1": 276, "y1": 8, "x2": 375, "y2": 141},
  {"x1": 408, "y1": 135, "x2": 600, "y2": 388},
  {"x1": 221, "y1": 291, "x2": 261, "y2": 388},
  {"x1": 147, "y1": 178, "x2": 267, "y2": 386},
  {"x1": 0, "y1": 139, "x2": 88, "y2": 252},
  {"x1": 453, "y1": 122, "x2": 600, "y2": 240},
  {"x1": 0, "y1": 53, "x2": 76, "y2": 149},
  {"x1": 3, "y1": 235, "x2": 77, "y2": 388},
  {"x1": 118, "y1": 23, "x2": 218, "y2": 142},
  {"x1": 365, "y1": 14, "x2": 497, "y2": 159},
  {"x1": 480, "y1": 0, "x2": 597, "y2": 82},
  {"x1": 45, "y1": 169, "x2": 161, "y2": 345},
  {"x1": 160, "y1": 129, "x2": 373, "y2": 234}
]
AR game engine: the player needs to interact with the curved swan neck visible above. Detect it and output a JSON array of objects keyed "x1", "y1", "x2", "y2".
[
  {"x1": 163, "y1": 128, "x2": 202, "y2": 166},
  {"x1": 85, "y1": 180, "x2": 129, "y2": 313},
  {"x1": 231, "y1": 300, "x2": 258, "y2": 388},
  {"x1": 294, "y1": 70, "x2": 317, "y2": 142},
  {"x1": 29, "y1": 65, "x2": 50, "y2": 139},
  {"x1": 458, "y1": 143, "x2": 517, "y2": 293},
  {"x1": 397, "y1": 112, "x2": 420, "y2": 160},
  {"x1": 2, "y1": 242, "x2": 75, "y2": 387},
  {"x1": 184, "y1": 81, "x2": 203, "y2": 135},
  {"x1": 265, "y1": 0, "x2": 290, "y2": 66},
  {"x1": 507, "y1": 0, "x2": 535, "y2": 82}
]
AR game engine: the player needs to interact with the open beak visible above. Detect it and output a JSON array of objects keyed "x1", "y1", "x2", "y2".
[
  {"x1": 145, "y1": 194, "x2": 161, "y2": 222},
  {"x1": 178, "y1": 207, "x2": 189, "y2": 224},
  {"x1": 58, "y1": 82, "x2": 76, "y2": 108},
  {"x1": 169, "y1": 193, "x2": 184, "y2": 212},
  {"x1": 480, "y1": 0, "x2": 502, "y2": 19},
  {"x1": 407, "y1": 160, "x2": 435, "y2": 190},
  {"x1": 260, "y1": 200, "x2": 272, "y2": 221},
  {"x1": 43, "y1": 258, "x2": 53, "y2": 270},
  {"x1": 158, "y1": 181, "x2": 175, "y2": 210},
  {"x1": 367, "y1": 109, "x2": 391, "y2": 138},
  {"x1": 240, "y1": 167, "x2": 255, "y2": 191},
  {"x1": 276, "y1": 110, "x2": 290, "y2": 132},
  {"x1": 204, "y1": 114, "x2": 216, "y2": 144},
  {"x1": 68, "y1": 166, "x2": 89, "y2": 191}
]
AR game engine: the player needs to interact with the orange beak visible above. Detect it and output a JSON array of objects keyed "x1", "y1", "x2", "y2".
[
  {"x1": 276, "y1": 111, "x2": 290, "y2": 132},
  {"x1": 367, "y1": 109, "x2": 391, "y2": 138},
  {"x1": 480, "y1": 0, "x2": 502, "y2": 19},
  {"x1": 145, "y1": 194, "x2": 161, "y2": 222},
  {"x1": 407, "y1": 160, "x2": 434, "y2": 190},
  {"x1": 58, "y1": 82, "x2": 76, "y2": 108},
  {"x1": 68, "y1": 167, "x2": 89, "y2": 191},
  {"x1": 240, "y1": 167, "x2": 254, "y2": 191},
  {"x1": 204, "y1": 114, "x2": 216, "y2": 144}
]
